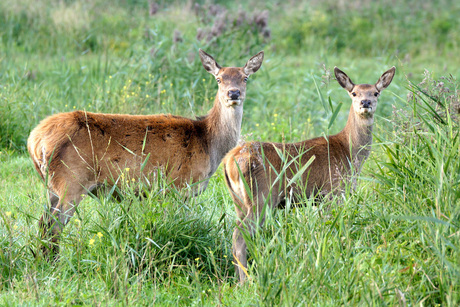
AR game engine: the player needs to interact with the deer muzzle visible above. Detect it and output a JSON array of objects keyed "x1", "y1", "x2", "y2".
[
  {"x1": 226, "y1": 89, "x2": 242, "y2": 107},
  {"x1": 361, "y1": 100, "x2": 372, "y2": 109}
]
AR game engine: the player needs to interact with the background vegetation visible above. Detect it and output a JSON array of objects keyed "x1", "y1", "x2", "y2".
[{"x1": 0, "y1": 0, "x2": 459, "y2": 305}]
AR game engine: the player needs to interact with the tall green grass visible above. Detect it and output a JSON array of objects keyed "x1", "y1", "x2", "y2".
[{"x1": 0, "y1": 0, "x2": 459, "y2": 305}]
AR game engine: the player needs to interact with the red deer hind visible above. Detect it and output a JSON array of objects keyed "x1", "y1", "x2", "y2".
[
  {"x1": 223, "y1": 66, "x2": 395, "y2": 282},
  {"x1": 28, "y1": 49, "x2": 264, "y2": 256}
]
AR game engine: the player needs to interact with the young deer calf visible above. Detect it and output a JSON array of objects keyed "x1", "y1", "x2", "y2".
[
  {"x1": 28, "y1": 49, "x2": 264, "y2": 257},
  {"x1": 223, "y1": 66, "x2": 395, "y2": 282}
]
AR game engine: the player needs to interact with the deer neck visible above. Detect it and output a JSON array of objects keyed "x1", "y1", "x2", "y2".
[
  {"x1": 339, "y1": 105, "x2": 374, "y2": 170},
  {"x1": 204, "y1": 96, "x2": 243, "y2": 174}
]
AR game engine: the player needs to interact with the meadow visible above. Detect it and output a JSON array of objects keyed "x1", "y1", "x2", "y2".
[{"x1": 0, "y1": 0, "x2": 459, "y2": 305}]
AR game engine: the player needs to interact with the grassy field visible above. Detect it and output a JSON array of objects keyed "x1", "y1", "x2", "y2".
[{"x1": 0, "y1": 0, "x2": 459, "y2": 305}]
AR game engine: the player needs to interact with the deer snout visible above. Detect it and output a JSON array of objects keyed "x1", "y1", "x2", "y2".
[
  {"x1": 228, "y1": 89, "x2": 241, "y2": 100},
  {"x1": 361, "y1": 100, "x2": 372, "y2": 108}
]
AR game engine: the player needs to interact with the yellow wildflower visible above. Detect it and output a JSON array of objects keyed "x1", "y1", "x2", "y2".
[
  {"x1": 89, "y1": 238, "x2": 95, "y2": 245},
  {"x1": 97, "y1": 232, "x2": 103, "y2": 239}
]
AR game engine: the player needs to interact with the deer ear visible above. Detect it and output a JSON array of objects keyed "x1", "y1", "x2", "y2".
[
  {"x1": 375, "y1": 66, "x2": 396, "y2": 91},
  {"x1": 334, "y1": 67, "x2": 355, "y2": 92},
  {"x1": 243, "y1": 51, "x2": 264, "y2": 76},
  {"x1": 199, "y1": 49, "x2": 221, "y2": 76}
]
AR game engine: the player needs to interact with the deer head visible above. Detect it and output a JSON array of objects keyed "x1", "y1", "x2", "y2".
[
  {"x1": 335, "y1": 66, "x2": 396, "y2": 123},
  {"x1": 199, "y1": 49, "x2": 264, "y2": 108}
]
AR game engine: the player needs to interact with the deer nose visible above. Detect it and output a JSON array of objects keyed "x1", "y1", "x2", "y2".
[
  {"x1": 361, "y1": 100, "x2": 371, "y2": 108},
  {"x1": 228, "y1": 90, "x2": 240, "y2": 100}
]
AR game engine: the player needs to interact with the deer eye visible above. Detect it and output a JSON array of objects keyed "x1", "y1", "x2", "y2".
[
  {"x1": 244, "y1": 77, "x2": 248, "y2": 83},
  {"x1": 216, "y1": 78, "x2": 221, "y2": 84},
  {"x1": 374, "y1": 92, "x2": 379, "y2": 97},
  {"x1": 352, "y1": 92, "x2": 357, "y2": 97}
]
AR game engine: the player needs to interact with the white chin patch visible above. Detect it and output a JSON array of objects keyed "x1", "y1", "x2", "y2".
[
  {"x1": 226, "y1": 99, "x2": 242, "y2": 107},
  {"x1": 358, "y1": 107, "x2": 374, "y2": 118}
]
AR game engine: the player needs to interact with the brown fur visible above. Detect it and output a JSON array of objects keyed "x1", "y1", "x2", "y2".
[
  {"x1": 28, "y1": 49, "x2": 264, "y2": 257},
  {"x1": 223, "y1": 66, "x2": 396, "y2": 282}
]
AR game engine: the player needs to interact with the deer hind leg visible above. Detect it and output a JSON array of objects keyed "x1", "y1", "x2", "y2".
[
  {"x1": 233, "y1": 206, "x2": 254, "y2": 283},
  {"x1": 232, "y1": 182, "x2": 272, "y2": 282},
  {"x1": 39, "y1": 179, "x2": 96, "y2": 260},
  {"x1": 224, "y1": 156, "x2": 271, "y2": 281},
  {"x1": 38, "y1": 190, "x2": 60, "y2": 258},
  {"x1": 224, "y1": 164, "x2": 251, "y2": 282}
]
